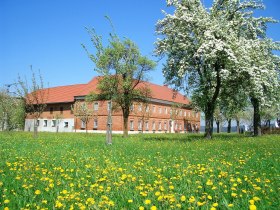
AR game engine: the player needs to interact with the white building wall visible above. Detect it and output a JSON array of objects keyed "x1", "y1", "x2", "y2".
[{"x1": 25, "y1": 118, "x2": 75, "y2": 132}]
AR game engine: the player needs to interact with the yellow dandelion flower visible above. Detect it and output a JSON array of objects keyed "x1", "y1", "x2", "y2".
[
  {"x1": 207, "y1": 195, "x2": 212, "y2": 200},
  {"x1": 249, "y1": 200, "x2": 255, "y2": 205},
  {"x1": 62, "y1": 190, "x2": 67, "y2": 194},
  {"x1": 210, "y1": 208, "x2": 216, "y2": 210},
  {"x1": 144, "y1": 199, "x2": 151, "y2": 205},
  {"x1": 197, "y1": 201, "x2": 204, "y2": 206},
  {"x1": 169, "y1": 185, "x2": 174, "y2": 190},
  {"x1": 4, "y1": 199, "x2": 10, "y2": 204},
  {"x1": 55, "y1": 201, "x2": 63, "y2": 208},
  {"x1": 189, "y1": 196, "x2": 195, "y2": 203},
  {"x1": 4, "y1": 207, "x2": 9, "y2": 210},
  {"x1": 155, "y1": 191, "x2": 161, "y2": 196},
  {"x1": 231, "y1": 193, "x2": 237, "y2": 197},
  {"x1": 150, "y1": 206, "x2": 157, "y2": 210},
  {"x1": 249, "y1": 204, "x2": 257, "y2": 210},
  {"x1": 139, "y1": 206, "x2": 145, "y2": 210},
  {"x1": 206, "y1": 180, "x2": 213, "y2": 186},
  {"x1": 180, "y1": 195, "x2": 186, "y2": 202},
  {"x1": 228, "y1": 204, "x2": 234, "y2": 207},
  {"x1": 128, "y1": 199, "x2": 133, "y2": 203},
  {"x1": 213, "y1": 203, "x2": 218, "y2": 207},
  {"x1": 253, "y1": 197, "x2": 261, "y2": 201},
  {"x1": 42, "y1": 200, "x2": 47, "y2": 204},
  {"x1": 35, "y1": 190, "x2": 41, "y2": 195}
]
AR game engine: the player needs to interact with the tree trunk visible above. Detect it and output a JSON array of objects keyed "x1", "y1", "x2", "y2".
[
  {"x1": 33, "y1": 119, "x2": 38, "y2": 138},
  {"x1": 236, "y1": 120, "x2": 240, "y2": 134},
  {"x1": 251, "y1": 97, "x2": 262, "y2": 136},
  {"x1": 204, "y1": 103, "x2": 215, "y2": 139},
  {"x1": 227, "y1": 119, "x2": 231, "y2": 133},
  {"x1": 216, "y1": 121, "x2": 220, "y2": 133},
  {"x1": 123, "y1": 115, "x2": 128, "y2": 138}
]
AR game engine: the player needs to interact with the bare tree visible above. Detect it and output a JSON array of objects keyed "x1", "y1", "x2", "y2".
[
  {"x1": 71, "y1": 101, "x2": 94, "y2": 133},
  {"x1": 17, "y1": 68, "x2": 48, "y2": 138}
]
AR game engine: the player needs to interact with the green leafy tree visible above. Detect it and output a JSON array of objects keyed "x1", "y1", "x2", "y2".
[{"x1": 83, "y1": 26, "x2": 156, "y2": 137}]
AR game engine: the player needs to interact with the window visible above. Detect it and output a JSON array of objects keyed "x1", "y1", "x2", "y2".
[
  {"x1": 158, "y1": 122, "x2": 162, "y2": 131},
  {"x1": 94, "y1": 102, "x2": 99, "y2": 111},
  {"x1": 184, "y1": 111, "x2": 186, "y2": 117},
  {"x1": 93, "y1": 119, "x2": 98, "y2": 129},
  {"x1": 51, "y1": 120, "x2": 56, "y2": 127},
  {"x1": 165, "y1": 107, "x2": 168, "y2": 115},
  {"x1": 138, "y1": 120, "x2": 142, "y2": 131},
  {"x1": 36, "y1": 120, "x2": 40, "y2": 126},
  {"x1": 43, "y1": 120, "x2": 47, "y2": 127},
  {"x1": 130, "y1": 104, "x2": 134, "y2": 112},
  {"x1": 60, "y1": 107, "x2": 63, "y2": 114},
  {"x1": 159, "y1": 107, "x2": 162, "y2": 114},
  {"x1": 138, "y1": 104, "x2": 142, "y2": 112},
  {"x1": 130, "y1": 120, "x2": 134, "y2": 130},
  {"x1": 64, "y1": 122, "x2": 69, "y2": 128},
  {"x1": 107, "y1": 101, "x2": 112, "y2": 112},
  {"x1": 188, "y1": 112, "x2": 191, "y2": 117},
  {"x1": 145, "y1": 121, "x2": 149, "y2": 131},
  {"x1": 175, "y1": 123, "x2": 178, "y2": 130},
  {"x1": 152, "y1": 121, "x2": 156, "y2": 130},
  {"x1": 146, "y1": 106, "x2": 149, "y2": 112},
  {"x1": 179, "y1": 110, "x2": 182, "y2": 116},
  {"x1": 179, "y1": 124, "x2": 182, "y2": 130},
  {"x1": 164, "y1": 121, "x2": 167, "y2": 130},
  {"x1": 50, "y1": 107, "x2": 53, "y2": 114},
  {"x1": 153, "y1": 106, "x2": 156, "y2": 113},
  {"x1": 81, "y1": 121, "x2": 85, "y2": 129}
]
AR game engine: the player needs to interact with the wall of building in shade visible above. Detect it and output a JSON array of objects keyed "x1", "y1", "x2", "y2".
[{"x1": 25, "y1": 100, "x2": 200, "y2": 133}]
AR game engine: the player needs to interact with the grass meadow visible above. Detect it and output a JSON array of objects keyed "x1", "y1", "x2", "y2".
[{"x1": 0, "y1": 132, "x2": 279, "y2": 210}]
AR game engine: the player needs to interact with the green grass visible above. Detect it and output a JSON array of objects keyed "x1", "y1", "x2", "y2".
[{"x1": 0, "y1": 132, "x2": 279, "y2": 210}]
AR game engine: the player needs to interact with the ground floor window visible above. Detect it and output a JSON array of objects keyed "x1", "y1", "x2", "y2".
[
  {"x1": 64, "y1": 121, "x2": 69, "y2": 128},
  {"x1": 81, "y1": 121, "x2": 85, "y2": 129},
  {"x1": 158, "y1": 122, "x2": 162, "y2": 131},
  {"x1": 130, "y1": 120, "x2": 134, "y2": 131},
  {"x1": 164, "y1": 121, "x2": 167, "y2": 130},
  {"x1": 43, "y1": 120, "x2": 47, "y2": 127},
  {"x1": 93, "y1": 119, "x2": 98, "y2": 129},
  {"x1": 51, "y1": 120, "x2": 56, "y2": 127},
  {"x1": 145, "y1": 121, "x2": 149, "y2": 131},
  {"x1": 138, "y1": 120, "x2": 142, "y2": 131},
  {"x1": 152, "y1": 121, "x2": 156, "y2": 131}
]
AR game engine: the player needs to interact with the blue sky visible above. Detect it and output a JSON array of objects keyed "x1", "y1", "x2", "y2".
[{"x1": 1, "y1": 0, "x2": 280, "y2": 92}]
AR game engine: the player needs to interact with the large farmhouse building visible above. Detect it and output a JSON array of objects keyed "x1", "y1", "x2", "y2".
[{"x1": 25, "y1": 77, "x2": 200, "y2": 133}]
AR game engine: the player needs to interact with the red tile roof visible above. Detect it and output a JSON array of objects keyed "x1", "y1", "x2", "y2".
[{"x1": 40, "y1": 77, "x2": 190, "y2": 105}]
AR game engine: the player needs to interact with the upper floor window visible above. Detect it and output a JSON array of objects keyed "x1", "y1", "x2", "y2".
[
  {"x1": 165, "y1": 107, "x2": 168, "y2": 115},
  {"x1": 94, "y1": 102, "x2": 99, "y2": 111},
  {"x1": 138, "y1": 104, "x2": 142, "y2": 112},
  {"x1": 184, "y1": 111, "x2": 186, "y2": 117},
  {"x1": 179, "y1": 110, "x2": 182, "y2": 116},
  {"x1": 153, "y1": 106, "x2": 156, "y2": 113},
  {"x1": 50, "y1": 107, "x2": 53, "y2": 114},
  {"x1": 130, "y1": 104, "x2": 134, "y2": 112},
  {"x1": 159, "y1": 107, "x2": 162, "y2": 114}
]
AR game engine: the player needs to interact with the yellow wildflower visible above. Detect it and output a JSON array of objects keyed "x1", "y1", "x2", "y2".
[
  {"x1": 180, "y1": 195, "x2": 186, "y2": 202},
  {"x1": 4, "y1": 200, "x2": 10, "y2": 204},
  {"x1": 144, "y1": 199, "x2": 151, "y2": 205},
  {"x1": 150, "y1": 206, "x2": 157, "y2": 210},
  {"x1": 249, "y1": 204, "x2": 257, "y2": 210},
  {"x1": 35, "y1": 190, "x2": 41, "y2": 195}
]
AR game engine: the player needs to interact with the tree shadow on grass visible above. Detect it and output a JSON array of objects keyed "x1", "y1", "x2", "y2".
[
  {"x1": 141, "y1": 133, "x2": 205, "y2": 142},
  {"x1": 140, "y1": 133, "x2": 246, "y2": 142}
]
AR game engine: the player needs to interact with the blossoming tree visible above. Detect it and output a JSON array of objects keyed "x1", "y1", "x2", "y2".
[{"x1": 156, "y1": 0, "x2": 279, "y2": 138}]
